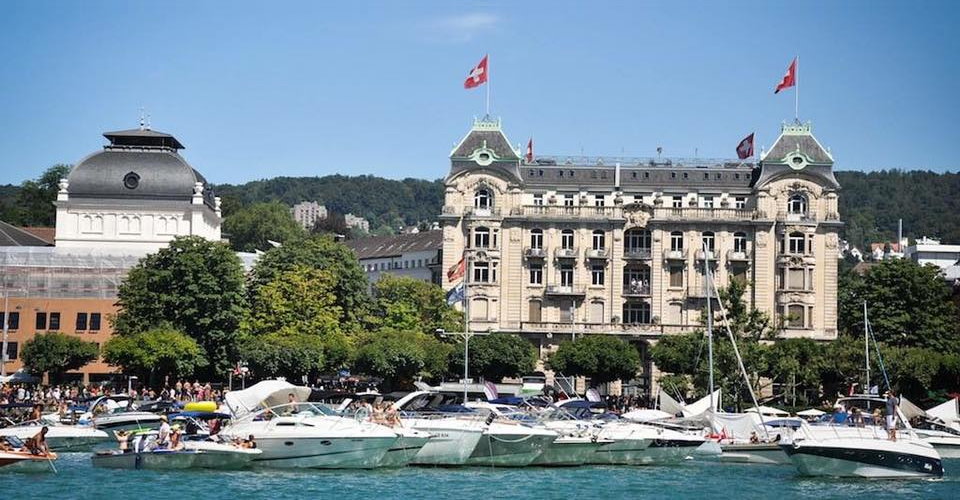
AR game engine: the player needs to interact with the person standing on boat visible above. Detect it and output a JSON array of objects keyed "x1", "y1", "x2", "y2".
[
  {"x1": 884, "y1": 390, "x2": 900, "y2": 441},
  {"x1": 157, "y1": 415, "x2": 171, "y2": 448}
]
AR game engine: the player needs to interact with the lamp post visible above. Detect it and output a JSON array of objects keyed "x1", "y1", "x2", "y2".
[{"x1": 436, "y1": 328, "x2": 485, "y2": 404}]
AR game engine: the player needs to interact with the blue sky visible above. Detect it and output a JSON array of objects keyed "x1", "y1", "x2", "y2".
[{"x1": 1, "y1": 0, "x2": 958, "y2": 186}]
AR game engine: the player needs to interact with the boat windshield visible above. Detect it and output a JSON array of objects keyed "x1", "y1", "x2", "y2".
[{"x1": 255, "y1": 402, "x2": 337, "y2": 419}]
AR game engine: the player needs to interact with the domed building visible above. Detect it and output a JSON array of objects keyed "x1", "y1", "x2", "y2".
[{"x1": 54, "y1": 126, "x2": 222, "y2": 252}]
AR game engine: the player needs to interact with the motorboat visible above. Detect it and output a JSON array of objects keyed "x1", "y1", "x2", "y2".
[
  {"x1": 391, "y1": 391, "x2": 484, "y2": 466},
  {"x1": 92, "y1": 446, "x2": 200, "y2": 470},
  {"x1": 183, "y1": 438, "x2": 262, "y2": 469},
  {"x1": 220, "y1": 380, "x2": 398, "y2": 469},
  {"x1": 782, "y1": 422, "x2": 943, "y2": 478},
  {"x1": 833, "y1": 394, "x2": 960, "y2": 460},
  {"x1": 0, "y1": 419, "x2": 110, "y2": 451},
  {"x1": 0, "y1": 436, "x2": 58, "y2": 473},
  {"x1": 707, "y1": 411, "x2": 794, "y2": 465},
  {"x1": 71, "y1": 395, "x2": 164, "y2": 432}
]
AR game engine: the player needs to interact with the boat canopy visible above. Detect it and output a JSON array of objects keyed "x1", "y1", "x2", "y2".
[
  {"x1": 927, "y1": 398, "x2": 960, "y2": 425},
  {"x1": 224, "y1": 380, "x2": 312, "y2": 418},
  {"x1": 795, "y1": 408, "x2": 826, "y2": 417},
  {"x1": 744, "y1": 406, "x2": 790, "y2": 417}
]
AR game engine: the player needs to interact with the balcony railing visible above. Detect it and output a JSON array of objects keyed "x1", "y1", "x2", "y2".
[
  {"x1": 465, "y1": 207, "x2": 502, "y2": 218},
  {"x1": 726, "y1": 249, "x2": 752, "y2": 261},
  {"x1": 623, "y1": 284, "x2": 651, "y2": 297},
  {"x1": 624, "y1": 248, "x2": 652, "y2": 260},
  {"x1": 508, "y1": 205, "x2": 624, "y2": 220},
  {"x1": 776, "y1": 209, "x2": 818, "y2": 223},
  {"x1": 518, "y1": 322, "x2": 697, "y2": 336},
  {"x1": 663, "y1": 248, "x2": 687, "y2": 260},
  {"x1": 524, "y1": 247, "x2": 546, "y2": 259},
  {"x1": 652, "y1": 207, "x2": 760, "y2": 221},
  {"x1": 555, "y1": 247, "x2": 578, "y2": 259},
  {"x1": 545, "y1": 284, "x2": 586, "y2": 296},
  {"x1": 585, "y1": 248, "x2": 609, "y2": 260},
  {"x1": 695, "y1": 250, "x2": 718, "y2": 261},
  {"x1": 687, "y1": 283, "x2": 717, "y2": 298}
]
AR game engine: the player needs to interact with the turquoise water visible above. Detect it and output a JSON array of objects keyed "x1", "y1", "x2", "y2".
[{"x1": 4, "y1": 454, "x2": 960, "y2": 500}]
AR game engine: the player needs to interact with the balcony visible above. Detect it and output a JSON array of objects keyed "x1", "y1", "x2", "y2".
[
  {"x1": 726, "y1": 249, "x2": 752, "y2": 261},
  {"x1": 663, "y1": 248, "x2": 687, "y2": 260},
  {"x1": 524, "y1": 247, "x2": 547, "y2": 259},
  {"x1": 776, "y1": 209, "x2": 818, "y2": 223},
  {"x1": 777, "y1": 253, "x2": 816, "y2": 266},
  {"x1": 518, "y1": 321, "x2": 694, "y2": 337},
  {"x1": 585, "y1": 248, "x2": 609, "y2": 260},
  {"x1": 555, "y1": 247, "x2": 578, "y2": 259},
  {"x1": 652, "y1": 207, "x2": 760, "y2": 222},
  {"x1": 507, "y1": 205, "x2": 624, "y2": 221},
  {"x1": 464, "y1": 207, "x2": 502, "y2": 218},
  {"x1": 545, "y1": 285, "x2": 586, "y2": 297},
  {"x1": 695, "y1": 250, "x2": 718, "y2": 261},
  {"x1": 623, "y1": 284, "x2": 651, "y2": 297},
  {"x1": 687, "y1": 283, "x2": 717, "y2": 298},
  {"x1": 624, "y1": 248, "x2": 652, "y2": 260}
]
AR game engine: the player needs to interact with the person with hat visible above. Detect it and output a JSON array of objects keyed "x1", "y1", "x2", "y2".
[{"x1": 157, "y1": 415, "x2": 171, "y2": 448}]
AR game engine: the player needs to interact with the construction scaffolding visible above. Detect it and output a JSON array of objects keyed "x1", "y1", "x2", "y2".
[{"x1": 0, "y1": 247, "x2": 145, "y2": 299}]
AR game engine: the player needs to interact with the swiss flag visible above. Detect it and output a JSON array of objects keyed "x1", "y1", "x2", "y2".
[
  {"x1": 774, "y1": 57, "x2": 797, "y2": 94},
  {"x1": 736, "y1": 133, "x2": 754, "y2": 159},
  {"x1": 526, "y1": 138, "x2": 533, "y2": 163},
  {"x1": 464, "y1": 55, "x2": 488, "y2": 89}
]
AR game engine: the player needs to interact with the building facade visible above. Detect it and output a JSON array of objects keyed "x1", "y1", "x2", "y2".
[
  {"x1": 291, "y1": 201, "x2": 328, "y2": 230},
  {"x1": 439, "y1": 118, "x2": 842, "y2": 395},
  {"x1": 346, "y1": 231, "x2": 442, "y2": 285}
]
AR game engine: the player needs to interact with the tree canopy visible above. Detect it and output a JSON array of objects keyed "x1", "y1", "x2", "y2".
[
  {"x1": 447, "y1": 333, "x2": 537, "y2": 382},
  {"x1": 222, "y1": 201, "x2": 305, "y2": 252},
  {"x1": 113, "y1": 236, "x2": 247, "y2": 378},
  {"x1": 549, "y1": 336, "x2": 641, "y2": 385},
  {"x1": 367, "y1": 275, "x2": 462, "y2": 336},
  {"x1": 1, "y1": 164, "x2": 71, "y2": 226},
  {"x1": 20, "y1": 332, "x2": 99, "y2": 381},
  {"x1": 102, "y1": 327, "x2": 207, "y2": 385},
  {"x1": 352, "y1": 328, "x2": 452, "y2": 390}
]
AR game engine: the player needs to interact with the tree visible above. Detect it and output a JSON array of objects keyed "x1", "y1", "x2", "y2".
[
  {"x1": 11, "y1": 164, "x2": 72, "y2": 226},
  {"x1": 763, "y1": 338, "x2": 824, "y2": 407},
  {"x1": 102, "y1": 327, "x2": 207, "y2": 385},
  {"x1": 368, "y1": 275, "x2": 462, "y2": 336},
  {"x1": 352, "y1": 329, "x2": 452, "y2": 390},
  {"x1": 549, "y1": 336, "x2": 641, "y2": 385},
  {"x1": 448, "y1": 334, "x2": 537, "y2": 382},
  {"x1": 113, "y1": 236, "x2": 246, "y2": 378},
  {"x1": 222, "y1": 201, "x2": 305, "y2": 252},
  {"x1": 250, "y1": 235, "x2": 370, "y2": 327},
  {"x1": 20, "y1": 333, "x2": 99, "y2": 381},
  {"x1": 312, "y1": 211, "x2": 350, "y2": 238},
  {"x1": 240, "y1": 332, "x2": 327, "y2": 382},
  {"x1": 838, "y1": 259, "x2": 959, "y2": 351}
]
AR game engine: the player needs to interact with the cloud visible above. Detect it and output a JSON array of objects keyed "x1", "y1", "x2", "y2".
[{"x1": 427, "y1": 12, "x2": 499, "y2": 43}]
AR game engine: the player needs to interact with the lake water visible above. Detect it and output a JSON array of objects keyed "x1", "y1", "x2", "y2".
[{"x1": 4, "y1": 454, "x2": 959, "y2": 499}]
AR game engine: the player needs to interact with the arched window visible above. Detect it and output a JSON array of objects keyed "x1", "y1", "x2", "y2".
[
  {"x1": 788, "y1": 193, "x2": 807, "y2": 215},
  {"x1": 701, "y1": 231, "x2": 715, "y2": 252},
  {"x1": 474, "y1": 188, "x2": 492, "y2": 209},
  {"x1": 592, "y1": 230, "x2": 606, "y2": 250},
  {"x1": 788, "y1": 232, "x2": 805, "y2": 254},
  {"x1": 733, "y1": 232, "x2": 748, "y2": 253},
  {"x1": 670, "y1": 231, "x2": 684, "y2": 251},
  {"x1": 530, "y1": 228, "x2": 543, "y2": 249},
  {"x1": 474, "y1": 227, "x2": 490, "y2": 248},
  {"x1": 561, "y1": 229, "x2": 575, "y2": 250}
]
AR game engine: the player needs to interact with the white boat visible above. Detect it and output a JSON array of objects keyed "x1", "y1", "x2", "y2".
[
  {"x1": 221, "y1": 380, "x2": 398, "y2": 469},
  {"x1": 782, "y1": 422, "x2": 943, "y2": 478},
  {"x1": 0, "y1": 436, "x2": 58, "y2": 473},
  {"x1": 393, "y1": 391, "x2": 485, "y2": 466},
  {"x1": 92, "y1": 448, "x2": 200, "y2": 469},
  {"x1": 465, "y1": 420, "x2": 556, "y2": 467},
  {"x1": 531, "y1": 434, "x2": 606, "y2": 466},
  {"x1": 183, "y1": 438, "x2": 262, "y2": 469},
  {"x1": 375, "y1": 426, "x2": 432, "y2": 467},
  {"x1": 74, "y1": 395, "x2": 163, "y2": 432},
  {"x1": 707, "y1": 410, "x2": 794, "y2": 465},
  {"x1": 0, "y1": 420, "x2": 110, "y2": 451}
]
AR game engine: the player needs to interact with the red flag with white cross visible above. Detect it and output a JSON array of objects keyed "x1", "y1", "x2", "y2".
[{"x1": 464, "y1": 55, "x2": 488, "y2": 89}]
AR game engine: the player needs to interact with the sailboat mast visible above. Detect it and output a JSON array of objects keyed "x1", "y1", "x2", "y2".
[
  {"x1": 706, "y1": 245, "x2": 715, "y2": 411},
  {"x1": 863, "y1": 301, "x2": 870, "y2": 393}
]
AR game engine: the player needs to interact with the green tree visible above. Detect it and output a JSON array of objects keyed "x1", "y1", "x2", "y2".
[
  {"x1": 102, "y1": 327, "x2": 207, "y2": 385},
  {"x1": 838, "y1": 259, "x2": 959, "y2": 351},
  {"x1": 20, "y1": 332, "x2": 99, "y2": 381},
  {"x1": 368, "y1": 275, "x2": 462, "y2": 335},
  {"x1": 447, "y1": 333, "x2": 537, "y2": 382},
  {"x1": 250, "y1": 235, "x2": 370, "y2": 327},
  {"x1": 113, "y1": 236, "x2": 246, "y2": 378},
  {"x1": 549, "y1": 336, "x2": 641, "y2": 385},
  {"x1": 352, "y1": 328, "x2": 452, "y2": 390},
  {"x1": 222, "y1": 201, "x2": 305, "y2": 252},
  {"x1": 763, "y1": 338, "x2": 824, "y2": 407},
  {"x1": 240, "y1": 332, "x2": 327, "y2": 382},
  {"x1": 11, "y1": 164, "x2": 72, "y2": 226}
]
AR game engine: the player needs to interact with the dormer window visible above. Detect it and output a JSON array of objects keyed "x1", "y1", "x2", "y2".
[
  {"x1": 474, "y1": 188, "x2": 492, "y2": 209},
  {"x1": 788, "y1": 193, "x2": 807, "y2": 215}
]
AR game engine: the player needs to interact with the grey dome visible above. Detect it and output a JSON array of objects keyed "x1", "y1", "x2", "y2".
[{"x1": 66, "y1": 129, "x2": 215, "y2": 207}]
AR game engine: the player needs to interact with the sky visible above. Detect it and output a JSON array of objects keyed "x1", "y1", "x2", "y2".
[{"x1": 1, "y1": 0, "x2": 958, "y2": 186}]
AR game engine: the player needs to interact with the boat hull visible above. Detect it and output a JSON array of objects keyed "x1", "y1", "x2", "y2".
[
  {"x1": 531, "y1": 438, "x2": 603, "y2": 466},
  {"x1": 635, "y1": 438, "x2": 704, "y2": 464},
  {"x1": 377, "y1": 433, "x2": 431, "y2": 468},
  {"x1": 250, "y1": 436, "x2": 396, "y2": 469},
  {"x1": 0, "y1": 428, "x2": 110, "y2": 452},
  {"x1": 184, "y1": 442, "x2": 261, "y2": 469},
  {"x1": 718, "y1": 443, "x2": 790, "y2": 465},
  {"x1": 0, "y1": 452, "x2": 58, "y2": 473},
  {"x1": 465, "y1": 431, "x2": 554, "y2": 467},
  {"x1": 781, "y1": 441, "x2": 943, "y2": 478},
  {"x1": 405, "y1": 420, "x2": 484, "y2": 465},
  {"x1": 92, "y1": 450, "x2": 199, "y2": 470},
  {"x1": 588, "y1": 437, "x2": 653, "y2": 465}
]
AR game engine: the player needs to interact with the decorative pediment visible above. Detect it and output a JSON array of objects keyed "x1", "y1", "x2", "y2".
[{"x1": 623, "y1": 205, "x2": 653, "y2": 229}]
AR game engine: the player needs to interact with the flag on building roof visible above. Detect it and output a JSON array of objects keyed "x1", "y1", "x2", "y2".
[
  {"x1": 464, "y1": 55, "x2": 488, "y2": 89},
  {"x1": 774, "y1": 57, "x2": 797, "y2": 94},
  {"x1": 447, "y1": 256, "x2": 465, "y2": 281},
  {"x1": 736, "y1": 132, "x2": 754, "y2": 159},
  {"x1": 445, "y1": 281, "x2": 465, "y2": 305},
  {"x1": 525, "y1": 138, "x2": 534, "y2": 163}
]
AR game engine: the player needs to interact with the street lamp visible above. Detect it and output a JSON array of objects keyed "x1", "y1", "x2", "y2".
[{"x1": 436, "y1": 328, "x2": 485, "y2": 404}]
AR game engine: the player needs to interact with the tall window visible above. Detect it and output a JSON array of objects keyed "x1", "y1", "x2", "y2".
[
  {"x1": 2, "y1": 312, "x2": 19, "y2": 330},
  {"x1": 563, "y1": 193, "x2": 575, "y2": 206},
  {"x1": 474, "y1": 227, "x2": 490, "y2": 248},
  {"x1": 35, "y1": 312, "x2": 47, "y2": 330},
  {"x1": 733, "y1": 232, "x2": 748, "y2": 253},
  {"x1": 703, "y1": 195, "x2": 715, "y2": 209},
  {"x1": 474, "y1": 188, "x2": 492, "y2": 209},
  {"x1": 669, "y1": 265, "x2": 683, "y2": 288},
  {"x1": 530, "y1": 228, "x2": 544, "y2": 249},
  {"x1": 624, "y1": 265, "x2": 651, "y2": 293},
  {"x1": 48, "y1": 312, "x2": 60, "y2": 331},
  {"x1": 90, "y1": 313, "x2": 102, "y2": 331},
  {"x1": 701, "y1": 232, "x2": 715, "y2": 252},
  {"x1": 559, "y1": 263, "x2": 574, "y2": 287},
  {"x1": 788, "y1": 193, "x2": 807, "y2": 215},
  {"x1": 529, "y1": 263, "x2": 543, "y2": 285},
  {"x1": 670, "y1": 231, "x2": 684, "y2": 251},
  {"x1": 473, "y1": 261, "x2": 490, "y2": 283},
  {"x1": 591, "y1": 264, "x2": 605, "y2": 286},
  {"x1": 76, "y1": 312, "x2": 88, "y2": 331},
  {"x1": 528, "y1": 301, "x2": 542, "y2": 323},
  {"x1": 623, "y1": 302, "x2": 652, "y2": 324},
  {"x1": 625, "y1": 229, "x2": 651, "y2": 253},
  {"x1": 592, "y1": 230, "x2": 606, "y2": 250},
  {"x1": 786, "y1": 304, "x2": 806, "y2": 328},
  {"x1": 788, "y1": 232, "x2": 805, "y2": 254},
  {"x1": 561, "y1": 229, "x2": 575, "y2": 250},
  {"x1": 533, "y1": 193, "x2": 544, "y2": 206}
]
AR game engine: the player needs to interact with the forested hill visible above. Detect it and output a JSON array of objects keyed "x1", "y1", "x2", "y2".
[{"x1": 214, "y1": 175, "x2": 445, "y2": 234}]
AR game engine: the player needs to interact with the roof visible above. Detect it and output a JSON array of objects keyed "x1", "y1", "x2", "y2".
[
  {"x1": 753, "y1": 122, "x2": 840, "y2": 190},
  {"x1": 517, "y1": 159, "x2": 757, "y2": 191},
  {"x1": 0, "y1": 220, "x2": 54, "y2": 247},
  {"x1": 19, "y1": 227, "x2": 55, "y2": 245},
  {"x1": 103, "y1": 128, "x2": 185, "y2": 150},
  {"x1": 345, "y1": 231, "x2": 442, "y2": 260}
]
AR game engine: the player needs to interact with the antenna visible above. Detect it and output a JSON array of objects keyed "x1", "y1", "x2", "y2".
[{"x1": 139, "y1": 107, "x2": 146, "y2": 130}]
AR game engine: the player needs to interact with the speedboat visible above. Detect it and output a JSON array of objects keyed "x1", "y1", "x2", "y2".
[
  {"x1": 75, "y1": 395, "x2": 164, "y2": 432},
  {"x1": 183, "y1": 438, "x2": 262, "y2": 469},
  {"x1": 835, "y1": 394, "x2": 960, "y2": 460},
  {"x1": 392, "y1": 391, "x2": 485, "y2": 466},
  {"x1": 782, "y1": 422, "x2": 943, "y2": 478},
  {"x1": 0, "y1": 436, "x2": 58, "y2": 473},
  {"x1": 707, "y1": 411, "x2": 794, "y2": 465},
  {"x1": 220, "y1": 380, "x2": 398, "y2": 469},
  {"x1": 0, "y1": 419, "x2": 110, "y2": 451}
]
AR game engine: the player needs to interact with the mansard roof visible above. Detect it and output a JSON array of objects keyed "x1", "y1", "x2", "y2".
[
  {"x1": 447, "y1": 117, "x2": 523, "y2": 184},
  {"x1": 754, "y1": 122, "x2": 840, "y2": 190}
]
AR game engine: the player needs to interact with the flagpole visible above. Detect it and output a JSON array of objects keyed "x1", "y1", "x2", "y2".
[
  {"x1": 485, "y1": 54, "x2": 490, "y2": 117},
  {"x1": 795, "y1": 56, "x2": 799, "y2": 122}
]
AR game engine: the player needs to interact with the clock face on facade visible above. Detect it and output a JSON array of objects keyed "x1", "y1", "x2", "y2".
[{"x1": 790, "y1": 155, "x2": 806, "y2": 170}]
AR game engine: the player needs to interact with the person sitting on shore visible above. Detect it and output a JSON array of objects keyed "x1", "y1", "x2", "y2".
[{"x1": 24, "y1": 426, "x2": 50, "y2": 455}]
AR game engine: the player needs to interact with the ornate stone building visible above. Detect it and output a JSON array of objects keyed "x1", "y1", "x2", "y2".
[{"x1": 439, "y1": 118, "x2": 841, "y2": 395}]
